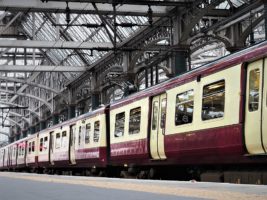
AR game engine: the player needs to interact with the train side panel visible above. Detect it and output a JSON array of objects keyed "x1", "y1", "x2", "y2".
[
  {"x1": 164, "y1": 64, "x2": 243, "y2": 164},
  {"x1": 38, "y1": 131, "x2": 50, "y2": 167},
  {"x1": 74, "y1": 109, "x2": 107, "y2": 168},
  {"x1": 109, "y1": 97, "x2": 150, "y2": 166},
  {"x1": 17, "y1": 140, "x2": 27, "y2": 168},
  {"x1": 0, "y1": 148, "x2": 4, "y2": 169},
  {"x1": 51, "y1": 127, "x2": 69, "y2": 167},
  {"x1": 10, "y1": 144, "x2": 17, "y2": 169},
  {"x1": 26, "y1": 135, "x2": 38, "y2": 168}
]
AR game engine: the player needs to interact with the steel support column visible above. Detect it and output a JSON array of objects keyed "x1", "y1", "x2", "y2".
[
  {"x1": 145, "y1": 68, "x2": 148, "y2": 88},
  {"x1": 68, "y1": 104, "x2": 76, "y2": 119}
]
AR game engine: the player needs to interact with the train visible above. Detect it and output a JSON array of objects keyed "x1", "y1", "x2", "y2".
[{"x1": 1, "y1": 41, "x2": 267, "y2": 184}]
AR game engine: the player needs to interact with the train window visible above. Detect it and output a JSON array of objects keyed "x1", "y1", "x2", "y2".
[
  {"x1": 249, "y1": 69, "x2": 260, "y2": 112},
  {"x1": 202, "y1": 80, "x2": 225, "y2": 121},
  {"x1": 152, "y1": 101, "x2": 159, "y2": 130},
  {"x1": 160, "y1": 99, "x2": 167, "y2": 129},
  {"x1": 32, "y1": 141, "x2": 35, "y2": 152},
  {"x1": 28, "y1": 142, "x2": 32, "y2": 154},
  {"x1": 175, "y1": 90, "x2": 194, "y2": 125},
  {"x1": 85, "y1": 123, "x2": 91, "y2": 144},
  {"x1": 62, "y1": 132, "x2": 67, "y2": 148},
  {"x1": 129, "y1": 107, "x2": 141, "y2": 135},
  {"x1": 13, "y1": 147, "x2": 16, "y2": 157},
  {"x1": 44, "y1": 137, "x2": 48, "y2": 151},
  {"x1": 40, "y1": 138, "x2": 44, "y2": 152},
  {"x1": 55, "y1": 133, "x2": 61, "y2": 149},
  {"x1": 21, "y1": 145, "x2": 25, "y2": 156},
  {"x1": 94, "y1": 121, "x2": 100, "y2": 143},
  {"x1": 115, "y1": 112, "x2": 125, "y2": 137},
  {"x1": 78, "y1": 126, "x2": 82, "y2": 146}
]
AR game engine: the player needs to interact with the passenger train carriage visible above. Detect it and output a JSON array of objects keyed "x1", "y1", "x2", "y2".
[{"x1": 1, "y1": 41, "x2": 267, "y2": 183}]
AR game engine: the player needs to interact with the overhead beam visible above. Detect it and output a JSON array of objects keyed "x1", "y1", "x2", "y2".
[
  {"x1": 40, "y1": 0, "x2": 191, "y2": 6},
  {"x1": 0, "y1": 131, "x2": 9, "y2": 137},
  {"x1": 0, "y1": 40, "x2": 113, "y2": 50},
  {"x1": 0, "y1": 65, "x2": 86, "y2": 72},
  {"x1": 0, "y1": 111, "x2": 30, "y2": 123},
  {"x1": 0, "y1": 100, "x2": 40, "y2": 118},
  {"x1": 0, "y1": 75, "x2": 60, "y2": 94},
  {"x1": 0, "y1": 0, "x2": 170, "y2": 17},
  {"x1": 0, "y1": 89, "x2": 52, "y2": 111},
  {"x1": 204, "y1": 0, "x2": 263, "y2": 32}
]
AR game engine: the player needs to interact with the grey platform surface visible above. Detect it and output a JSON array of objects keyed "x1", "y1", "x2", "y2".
[{"x1": 0, "y1": 172, "x2": 266, "y2": 200}]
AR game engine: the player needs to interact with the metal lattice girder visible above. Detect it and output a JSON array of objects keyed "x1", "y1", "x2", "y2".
[
  {"x1": 205, "y1": 1, "x2": 263, "y2": 33},
  {"x1": 0, "y1": 65, "x2": 86, "y2": 73},
  {"x1": 0, "y1": 0, "x2": 170, "y2": 17},
  {"x1": 0, "y1": 75, "x2": 60, "y2": 94},
  {"x1": 0, "y1": 131, "x2": 9, "y2": 137},
  {"x1": 0, "y1": 89, "x2": 52, "y2": 111},
  {"x1": 0, "y1": 40, "x2": 113, "y2": 50},
  {"x1": 1, "y1": 111, "x2": 30, "y2": 123},
  {"x1": 0, "y1": 100, "x2": 40, "y2": 118},
  {"x1": 39, "y1": 0, "x2": 193, "y2": 6},
  {"x1": 1, "y1": 118, "x2": 22, "y2": 128}
]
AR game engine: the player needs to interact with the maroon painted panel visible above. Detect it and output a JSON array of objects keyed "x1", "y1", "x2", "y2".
[
  {"x1": 74, "y1": 147, "x2": 107, "y2": 168},
  {"x1": 110, "y1": 138, "x2": 149, "y2": 165},
  {"x1": 53, "y1": 150, "x2": 68, "y2": 161},
  {"x1": 164, "y1": 124, "x2": 245, "y2": 164}
]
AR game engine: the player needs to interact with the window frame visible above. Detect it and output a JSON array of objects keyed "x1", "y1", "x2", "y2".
[
  {"x1": 152, "y1": 101, "x2": 159, "y2": 130},
  {"x1": 85, "y1": 123, "x2": 91, "y2": 144},
  {"x1": 129, "y1": 107, "x2": 141, "y2": 135},
  {"x1": 201, "y1": 80, "x2": 225, "y2": 121},
  {"x1": 175, "y1": 90, "x2": 194, "y2": 126},
  {"x1": 55, "y1": 133, "x2": 61, "y2": 149},
  {"x1": 114, "y1": 112, "x2": 125, "y2": 138},
  {"x1": 93, "y1": 121, "x2": 100, "y2": 143},
  {"x1": 248, "y1": 68, "x2": 260, "y2": 112}
]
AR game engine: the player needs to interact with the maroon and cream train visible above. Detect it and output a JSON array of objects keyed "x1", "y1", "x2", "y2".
[{"x1": 0, "y1": 41, "x2": 267, "y2": 183}]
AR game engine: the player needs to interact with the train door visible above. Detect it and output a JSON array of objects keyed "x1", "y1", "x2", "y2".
[
  {"x1": 150, "y1": 93, "x2": 167, "y2": 160},
  {"x1": 69, "y1": 124, "x2": 76, "y2": 165},
  {"x1": 263, "y1": 58, "x2": 267, "y2": 151},
  {"x1": 49, "y1": 131, "x2": 54, "y2": 165},
  {"x1": 245, "y1": 59, "x2": 267, "y2": 154}
]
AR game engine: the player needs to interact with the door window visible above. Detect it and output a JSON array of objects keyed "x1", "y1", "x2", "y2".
[
  {"x1": 152, "y1": 101, "x2": 159, "y2": 130},
  {"x1": 160, "y1": 99, "x2": 167, "y2": 129},
  {"x1": 249, "y1": 69, "x2": 260, "y2": 112}
]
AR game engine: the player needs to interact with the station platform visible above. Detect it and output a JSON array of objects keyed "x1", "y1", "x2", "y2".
[{"x1": 0, "y1": 172, "x2": 266, "y2": 200}]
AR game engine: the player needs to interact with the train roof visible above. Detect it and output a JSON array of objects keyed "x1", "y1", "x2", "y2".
[{"x1": 110, "y1": 40, "x2": 267, "y2": 109}]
